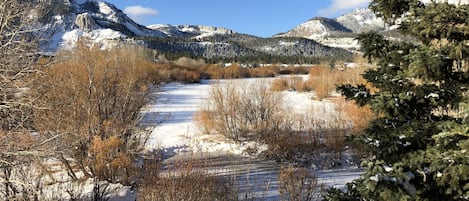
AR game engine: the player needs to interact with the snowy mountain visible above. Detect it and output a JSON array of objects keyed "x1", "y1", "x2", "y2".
[
  {"x1": 336, "y1": 8, "x2": 385, "y2": 33},
  {"x1": 273, "y1": 8, "x2": 386, "y2": 50},
  {"x1": 274, "y1": 17, "x2": 353, "y2": 41},
  {"x1": 275, "y1": 0, "x2": 469, "y2": 50},
  {"x1": 147, "y1": 24, "x2": 234, "y2": 39},
  {"x1": 40, "y1": 0, "x2": 166, "y2": 53},
  {"x1": 40, "y1": 0, "x2": 236, "y2": 53},
  {"x1": 38, "y1": 0, "x2": 351, "y2": 62}
]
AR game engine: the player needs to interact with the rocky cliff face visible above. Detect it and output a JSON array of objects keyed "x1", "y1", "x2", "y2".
[
  {"x1": 39, "y1": 0, "x2": 166, "y2": 53},
  {"x1": 75, "y1": 12, "x2": 97, "y2": 31}
]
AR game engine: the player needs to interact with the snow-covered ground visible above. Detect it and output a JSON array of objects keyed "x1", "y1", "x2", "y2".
[
  {"x1": 142, "y1": 81, "x2": 211, "y2": 153},
  {"x1": 141, "y1": 78, "x2": 362, "y2": 200}
]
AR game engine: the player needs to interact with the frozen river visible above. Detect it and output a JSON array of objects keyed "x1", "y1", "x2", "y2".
[{"x1": 141, "y1": 79, "x2": 362, "y2": 200}]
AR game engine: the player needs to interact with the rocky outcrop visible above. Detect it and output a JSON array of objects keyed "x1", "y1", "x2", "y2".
[{"x1": 75, "y1": 12, "x2": 96, "y2": 31}]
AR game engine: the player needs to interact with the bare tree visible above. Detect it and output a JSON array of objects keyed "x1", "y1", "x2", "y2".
[
  {"x1": 0, "y1": 0, "x2": 53, "y2": 199},
  {"x1": 0, "y1": 1, "x2": 161, "y2": 199},
  {"x1": 279, "y1": 166, "x2": 322, "y2": 201},
  {"x1": 0, "y1": 0, "x2": 41, "y2": 130}
]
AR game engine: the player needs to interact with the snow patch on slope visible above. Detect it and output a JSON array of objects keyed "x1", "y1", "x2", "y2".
[
  {"x1": 336, "y1": 8, "x2": 385, "y2": 33},
  {"x1": 148, "y1": 24, "x2": 234, "y2": 39},
  {"x1": 61, "y1": 28, "x2": 124, "y2": 49},
  {"x1": 421, "y1": 0, "x2": 469, "y2": 4},
  {"x1": 275, "y1": 19, "x2": 329, "y2": 40}
]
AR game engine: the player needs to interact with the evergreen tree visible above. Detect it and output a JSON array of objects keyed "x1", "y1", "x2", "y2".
[{"x1": 325, "y1": 1, "x2": 469, "y2": 200}]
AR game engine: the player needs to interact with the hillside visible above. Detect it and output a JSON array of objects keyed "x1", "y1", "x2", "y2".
[
  {"x1": 38, "y1": 0, "x2": 352, "y2": 63},
  {"x1": 143, "y1": 33, "x2": 351, "y2": 63},
  {"x1": 274, "y1": 8, "x2": 385, "y2": 50},
  {"x1": 39, "y1": 0, "x2": 166, "y2": 52}
]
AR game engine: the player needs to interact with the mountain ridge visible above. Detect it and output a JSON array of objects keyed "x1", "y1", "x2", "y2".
[
  {"x1": 274, "y1": 8, "x2": 386, "y2": 50},
  {"x1": 39, "y1": 0, "x2": 352, "y2": 62}
]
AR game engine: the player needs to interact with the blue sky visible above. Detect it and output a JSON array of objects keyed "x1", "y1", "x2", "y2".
[{"x1": 107, "y1": 0, "x2": 370, "y2": 37}]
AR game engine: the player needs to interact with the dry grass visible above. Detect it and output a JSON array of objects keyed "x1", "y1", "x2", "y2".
[{"x1": 267, "y1": 61, "x2": 377, "y2": 100}]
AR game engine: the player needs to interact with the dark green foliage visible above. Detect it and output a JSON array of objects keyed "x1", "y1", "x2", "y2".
[
  {"x1": 356, "y1": 32, "x2": 390, "y2": 63},
  {"x1": 369, "y1": 0, "x2": 420, "y2": 24},
  {"x1": 323, "y1": 183, "x2": 363, "y2": 201},
  {"x1": 138, "y1": 34, "x2": 352, "y2": 64},
  {"x1": 81, "y1": 1, "x2": 100, "y2": 13},
  {"x1": 326, "y1": 1, "x2": 469, "y2": 200}
]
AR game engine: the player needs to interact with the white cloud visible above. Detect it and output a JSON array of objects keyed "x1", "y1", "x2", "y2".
[
  {"x1": 318, "y1": 0, "x2": 370, "y2": 16},
  {"x1": 124, "y1": 5, "x2": 159, "y2": 23}
]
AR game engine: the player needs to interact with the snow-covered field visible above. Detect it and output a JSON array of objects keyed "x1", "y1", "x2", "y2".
[
  {"x1": 142, "y1": 81, "x2": 211, "y2": 153},
  {"x1": 141, "y1": 78, "x2": 362, "y2": 200}
]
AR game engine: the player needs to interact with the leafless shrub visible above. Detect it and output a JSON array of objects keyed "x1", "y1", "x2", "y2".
[
  {"x1": 262, "y1": 109, "x2": 322, "y2": 164},
  {"x1": 201, "y1": 80, "x2": 286, "y2": 142},
  {"x1": 193, "y1": 109, "x2": 215, "y2": 134},
  {"x1": 224, "y1": 64, "x2": 247, "y2": 79},
  {"x1": 138, "y1": 159, "x2": 237, "y2": 201},
  {"x1": 87, "y1": 136, "x2": 134, "y2": 183},
  {"x1": 264, "y1": 130, "x2": 316, "y2": 163},
  {"x1": 147, "y1": 63, "x2": 202, "y2": 83},
  {"x1": 279, "y1": 66, "x2": 311, "y2": 75},
  {"x1": 247, "y1": 66, "x2": 279, "y2": 77},
  {"x1": 306, "y1": 64, "x2": 377, "y2": 100},
  {"x1": 307, "y1": 65, "x2": 335, "y2": 100},
  {"x1": 308, "y1": 102, "x2": 352, "y2": 164},
  {"x1": 203, "y1": 64, "x2": 224, "y2": 79},
  {"x1": 270, "y1": 78, "x2": 291, "y2": 92},
  {"x1": 271, "y1": 76, "x2": 309, "y2": 92},
  {"x1": 291, "y1": 77, "x2": 312, "y2": 92},
  {"x1": 202, "y1": 64, "x2": 281, "y2": 80},
  {"x1": 204, "y1": 81, "x2": 244, "y2": 141},
  {"x1": 174, "y1": 57, "x2": 206, "y2": 68},
  {"x1": 0, "y1": 0, "x2": 58, "y2": 199},
  {"x1": 0, "y1": 0, "x2": 43, "y2": 131},
  {"x1": 332, "y1": 97, "x2": 375, "y2": 136},
  {"x1": 279, "y1": 166, "x2": 323, "y2": 201},
  {"x1": 32, "y1": 42, "x2": 159, "y2": 183},
  {"x1": 92, "y1": 179, "x2": 110, "y2": 201}
]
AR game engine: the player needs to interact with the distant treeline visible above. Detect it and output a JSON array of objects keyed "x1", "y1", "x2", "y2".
[{"x1": 137, "y1": 36, "x2": 353, "y2": 64}]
